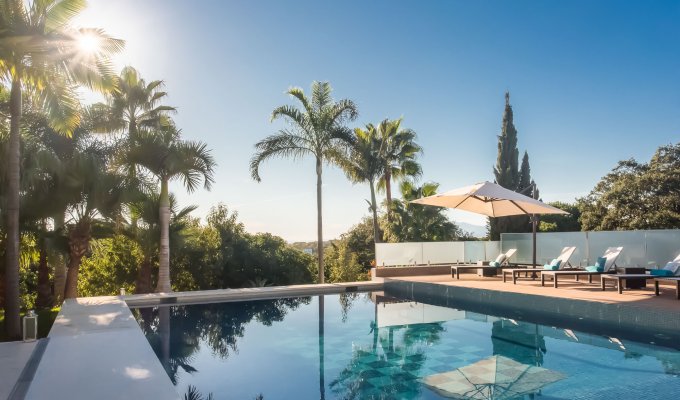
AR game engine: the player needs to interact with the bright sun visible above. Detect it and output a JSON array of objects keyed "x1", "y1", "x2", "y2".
[{"x1": 77, "y1": 33, "x2": 100, "y2": 54}]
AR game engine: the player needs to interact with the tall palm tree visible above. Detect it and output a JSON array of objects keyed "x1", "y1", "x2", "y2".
[
  {"x1": 0, "y1": 0, "x2": 123, "y2": 337},
  {"x1": 250, "y1": 82, "x2": 358, "y2": 283},
  {"x1": 337, "y1": 125, "x2": 384, "y2": 243},
  {"x1": 125, "y1": 123, "x2": 215, "y2": 292},
  {"x1": 375, "y1": 118, "x2": 422, "y2": 216}
]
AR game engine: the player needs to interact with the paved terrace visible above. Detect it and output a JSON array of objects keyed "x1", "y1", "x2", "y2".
[{"x1": 386, "y1": 273, "x2": 680, "y2": 312}]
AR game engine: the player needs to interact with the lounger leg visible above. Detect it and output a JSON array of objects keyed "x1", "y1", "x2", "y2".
[
  {"x1": 601, "y1": 278, "x2": 606, "y2": 291},
  {"x1": 554, "y1": 275, "x2": 558, "y2": 288},
  {"x1": 655, "y1": 281, "x2": 660, "y2": 296},
  {"x1": 589, "y1": 275, "x2": 593, "y2": 284},
  {"x1": 676, "y1": 281, "x2": 680, "y2": 300},
  {"x1": 541, "y1": 274, "x2": 546, "y2": 287},
  {"x1": 618, "y1": 279, "x2": 623, "y2": 294},
  {"x1": 503, "y1": 272, "x2": 506, "y2": 283},
  {"x1": 513, "y1": 272, "x2": 517, "y2": 285},
  {"x1": 576, "y1": 275, "x2": 579, "y2": 282},
  {"x1": 456, "y1": 269, "x2": 460, "y2": 280}
]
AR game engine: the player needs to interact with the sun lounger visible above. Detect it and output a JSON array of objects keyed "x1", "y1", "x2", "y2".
[
  {"x1": 503, "y1": 247, "x2": 576, "y2": 284},
  {"x1": 451, "y1": 249, "x2": 516, "y2": 279},
  {"x1": 541, "y1": 247, "x2": 623, "y2": 288},
  {"x1": 654, "y1": 277, "x2": 680, "y2": 300},
  {"x1": 601, "y1": 274, "x2": 656, "y2": 294}
]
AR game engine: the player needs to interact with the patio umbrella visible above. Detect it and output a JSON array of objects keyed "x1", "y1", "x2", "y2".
[
  {"x1": 422, "y1": 355, "x2": 566, "y2": 400},
  {"x1": 410, "y1": 181, "x2": 568, "y2": 266}
]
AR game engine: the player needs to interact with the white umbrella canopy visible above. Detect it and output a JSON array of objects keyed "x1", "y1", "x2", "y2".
[{"x1": 410, "y1": 181, "x2": 568, "y2": 217}]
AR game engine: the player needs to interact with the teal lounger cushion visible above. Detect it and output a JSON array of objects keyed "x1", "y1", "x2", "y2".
[
  {"x1": 489, "y1": 261, "x2": 501, "y2": 268},
  {"x1": 544, "y1": 264, "x2": 559, "y2": 270},
  {"x1": 650, "y1": 269, "x2": 674, "y2": 277},
  {"x1": 595, "y1": 257, "x2": 607, "y2": 269},
  {"x1": 585, "y1": 265, "x2": 603, "y2": 272}
]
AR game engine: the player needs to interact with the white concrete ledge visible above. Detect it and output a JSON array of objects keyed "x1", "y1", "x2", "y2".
[
  {"x1": 124, "y1": 281, "x2": 384, "y2": 307},
  {"x1": 25, "y1": 297, "x2": 180, "y2": 400}
]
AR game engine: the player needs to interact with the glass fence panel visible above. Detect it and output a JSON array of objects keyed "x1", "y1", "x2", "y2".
[
  {"x1": 422, "y1": 242, "x2": 465, "y2": 264},
  {"x1": 535, "y1": 232, "x2": 588, "y2": 267},
  {"x1": 587, "y1": 231, "x2": 646, "y2": 268},
  {"x1": 644, "y1": 230, "x2": 680, "y2": 267},
  {"x1": 484, "y1": 241, "x2": 501, "y2": 261},
  {"x1": 376, "y1": 230, "x2": 680, "y2": 267},
  {"x1": 500, "y1": 234, "x2": 533, "y2": 264},
  {"x1": 463, "y1": 241, "x2": 486, "y2": 263},
  {"x1": 375, "y1": 243, "x2": 423, "y2": 266}
]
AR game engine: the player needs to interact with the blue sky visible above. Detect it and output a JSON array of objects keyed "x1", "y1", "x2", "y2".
[{"x1": 76, "y1": 0, "x2": 680, "y2": 241}]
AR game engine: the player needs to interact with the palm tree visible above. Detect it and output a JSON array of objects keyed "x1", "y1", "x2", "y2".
[
  {"x1": 89, "y1": 66, "x2": 176, "y2": 138},
  {"x1": 62, "y1": 143, "x2": 134, "y2": 299},
  {"x1": 250, "y1": 82, "x2": 358, "y2": 283},
  {"x1": 337, "y1": 125, "x2": 384, "y2": 243},
  {"x1": 125, "y1": 123, "x2": 215, "y2": 292},
  {"x1": 375, "y1": 118, "x2": 422, "y2": 216},
  {"x1": 0, "y1": 0, "x2": 123, "y2": 337},
  {"x1": 383, "y1": 181, "x2": 462, "y2": 242},
  {"x1": 129, "y1": 192, "x2": 196, "y2": 294}
]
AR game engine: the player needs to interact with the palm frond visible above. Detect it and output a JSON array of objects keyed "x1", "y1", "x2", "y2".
[{"x1": 250, "y1": 130, "x2": 313, "y2": 181}]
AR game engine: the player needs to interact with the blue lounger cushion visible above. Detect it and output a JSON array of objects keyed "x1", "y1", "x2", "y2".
[
  {"x1": 489, "y1": 261, "x2": 501, "y2": 268},
  {"x1": 543, "y1": 259, "x2": 562, "y2": 270},
  {"x1": 650, "y1": 269, "x2": 674, "y2": 277},
  {"x1": 585, "y1": 257, "x2": 608, "y2": 272}
]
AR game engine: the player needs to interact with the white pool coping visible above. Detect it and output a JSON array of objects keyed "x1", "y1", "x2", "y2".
[{"x1": 22, "y1": 281, "x2": 383, "y2": 400}]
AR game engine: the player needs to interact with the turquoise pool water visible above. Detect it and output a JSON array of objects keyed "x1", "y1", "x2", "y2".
[{"x1": 133, "y1": 292, "x2": 680, "y2": 399}]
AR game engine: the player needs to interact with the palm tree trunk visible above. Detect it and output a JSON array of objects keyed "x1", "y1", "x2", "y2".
[
  {"x1": 4, "y1": 79, "x2": 22, "y2": 339},
  {"x1": 316, "y1": 157, "x2": 324, "y2": 284},
  {"x1": 384, "y1": 170, "x2": 393, "y2": 219},
  {"x1": 51, "y1": 212, "x2": 67, "y2": 305},
  {"x1": 135, "y1": 256, "x2": 153, "y2": 294},
  {"x1": 369, "y1": 181, "x2": 382, "y2": 243},
  {"x1": 36, "y1": 228, "x2": 53, "y2": 308},
  {"x1": 156, "y1": 178, "x2": 172, "y2": 292},
  {"x1": 64, "y1": 224, "x2": 90, "y2": 299}
]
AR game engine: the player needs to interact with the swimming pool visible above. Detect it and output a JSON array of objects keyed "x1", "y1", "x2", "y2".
[{"x1": 132, "y1": 292, "x2": 680, "y2": 399}]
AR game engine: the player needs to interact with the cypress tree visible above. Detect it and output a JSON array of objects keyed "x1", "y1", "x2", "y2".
[{"x1": 488, "y1": 93, "x2": 537, "y2": 239}]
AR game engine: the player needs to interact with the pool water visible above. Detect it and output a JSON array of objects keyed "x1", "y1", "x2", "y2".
[{"x1": 133, "y1": 292, "x2": 680, "y2": 399}]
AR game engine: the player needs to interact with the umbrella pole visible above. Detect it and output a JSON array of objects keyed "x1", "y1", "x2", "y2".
[{"x1": 532, "y1": 215, "x2": 537, "y2": 267}]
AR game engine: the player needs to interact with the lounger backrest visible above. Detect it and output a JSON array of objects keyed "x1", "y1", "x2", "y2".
[
  {"x1": 602, "y1": 247, "x2": 623, "y2": 271},
  {"x1": 556, "y1": 247, "x2": 576, "y2": 269},
  {"x1": 504, "y1": 249, "x2": 517, "y2": 262},
  {"x1": 673, "y1": 253, "x2": 680, "y2": 263}
]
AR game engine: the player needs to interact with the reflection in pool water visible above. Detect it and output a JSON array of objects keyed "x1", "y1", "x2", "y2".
[{"x1": 132, "y1": 292, "x2": 680, "y2": 399}]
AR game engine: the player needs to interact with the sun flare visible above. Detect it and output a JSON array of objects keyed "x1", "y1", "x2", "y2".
[{"x1": 77, "y1": 32, "x2": 101, "y2": 54}]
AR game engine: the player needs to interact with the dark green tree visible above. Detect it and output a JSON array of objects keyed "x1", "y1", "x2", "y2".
[
  {"x1": 578, "y1": 143, "x2": 680, "y2": 230},
  {"x1": 539, "y1": 202, "x2": 581, "y2": 232},
  {"x1": 489, "y1": 92, "x2": 537, "y2": 240}
]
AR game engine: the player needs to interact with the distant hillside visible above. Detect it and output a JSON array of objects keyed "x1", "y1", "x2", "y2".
[
  {"x1": 289, "y1": 241, "x2": 333, "y2": 255},
  {"x1": 458, "y1": 222, "x2": 488, "y2": 239}
]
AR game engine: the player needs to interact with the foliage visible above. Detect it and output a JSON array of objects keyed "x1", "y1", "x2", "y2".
[
  {"x1": 578, "y1": 143, "x2": 680, "y2": 231},
  {"x1": 78, "y1": 235, "x2": 141, "y2": 297},
  {"x1": 382, "y1": 182, "x2": 464, "y2": 242},
  {"x1": 538, "y1": 202, "x2": 581, "y2": 232}
]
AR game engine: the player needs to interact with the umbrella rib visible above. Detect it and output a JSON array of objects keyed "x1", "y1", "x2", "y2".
[
  {"x1": 509, "y1": 200, "x2": 530, "y2": 215},
  {"x1": 451, "y1": 196, "x2": 471, "y2": 209}
]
